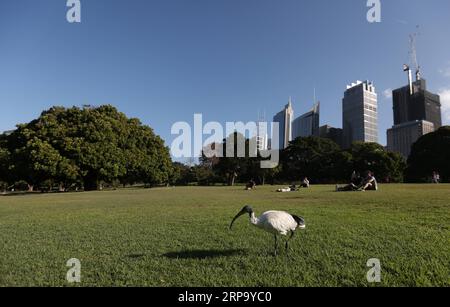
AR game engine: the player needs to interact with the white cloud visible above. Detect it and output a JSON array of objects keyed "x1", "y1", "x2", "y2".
[
  {"x1": 438, "y1": 88, "x2": 450, "y2": 123},
  {"x1": 383, "y1": 89, "x2": 392, "y2": 100}
]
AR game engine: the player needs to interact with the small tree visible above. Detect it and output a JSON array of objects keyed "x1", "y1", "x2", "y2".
[
  {"x1": 281, "y1": 137, "x2": 341, "y2": 183},
  {"x1": 214, "y1": 132, "x2": 250, "y2": 186},
  {"x1": 348, "y1": 142, "x2": 406, "y2": 183},
  {"x1": 406, "y1": 126, "x2": 450, "y2": 183}
]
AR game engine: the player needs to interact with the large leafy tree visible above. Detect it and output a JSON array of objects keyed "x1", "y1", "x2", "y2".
[
  {"x1": 406, "y1": 126, "x2": 450, "y2": 183},
  {"x1": 5, "y1": 105, "x2": 173, "y2": 190}
]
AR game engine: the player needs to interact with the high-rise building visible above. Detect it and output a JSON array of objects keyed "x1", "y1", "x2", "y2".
[
  {"x1": 342, "y1": 80, "x2": 379, "y2": 148},
  {"x1": 387, "y1": 120, "x2": 435, "y2": 159},
  {"x1": 319, "y1": 125, "x2": 343, "y2": 148},
  {"x1": 255, "y1": 121, "x2": 268, "y2": 154},
  {"x1": 292, "y1": 102, "x2": 320, "y2": 139},
  {"x1": 392, "y1": 79, "x2": 442, "y2": 129},
  {"x1": 273, "y1": 98, "x2": 294, "y2": 150},
  {"x1": 387, "y1": 77, "x2": 442, "y2": 159}
]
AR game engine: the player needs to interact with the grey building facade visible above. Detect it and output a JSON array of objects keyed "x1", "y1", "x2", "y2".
[
  {"x1": 387, "y1": 120, "x2": 435, "y2": 159},
  {"x1": 342, "y1": 81, "x2": 379, "y2": 148},
  {"x1": 272, "y1": 98, "x2": 294, "y2": 150},
  {"x1": 292, "y1": 102, "x2": 320, "y2": 139}
]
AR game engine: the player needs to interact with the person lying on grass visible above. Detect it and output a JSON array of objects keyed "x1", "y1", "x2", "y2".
[{"x1": 277, "y1": 183, "x2": 299, "y2": 192}]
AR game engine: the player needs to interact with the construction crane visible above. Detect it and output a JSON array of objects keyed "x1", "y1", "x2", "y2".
[
  {"x1": 409, "y1": 27, "x2": 421, "y2": 81},
  {"x1": 404, "y1": 26, "x2": 421, "y2": 95}
]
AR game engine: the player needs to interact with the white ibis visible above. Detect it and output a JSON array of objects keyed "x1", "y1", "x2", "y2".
[{"x1": 230, "y1": 205, "x2": 306, "y2": 256}]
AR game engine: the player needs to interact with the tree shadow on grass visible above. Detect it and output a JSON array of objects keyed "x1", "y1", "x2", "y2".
[{"x1": 162, "y1": 249, "x2": 246, "y2": 260}]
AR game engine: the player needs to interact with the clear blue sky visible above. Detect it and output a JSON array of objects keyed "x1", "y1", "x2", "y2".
[{"x1": 1, "y1": 0, "x2": 449, "y2": 148}]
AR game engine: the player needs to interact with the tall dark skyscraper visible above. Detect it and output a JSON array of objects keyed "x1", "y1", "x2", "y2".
[
  {"x1": 392, "y1": 79, "x2": 442, "y2": 129},
  {"x1": 387, "y1": 69, "x2": 442, "y2": 159}
]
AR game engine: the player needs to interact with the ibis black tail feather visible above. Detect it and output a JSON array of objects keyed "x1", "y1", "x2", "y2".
[{"x1": 291, "y1": 215, "x2": 305, "y2": 229}]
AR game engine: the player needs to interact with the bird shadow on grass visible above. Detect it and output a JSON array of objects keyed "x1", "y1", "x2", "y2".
[{"x1": 162, "y1": 249, "x2": 246, "y2": 260}]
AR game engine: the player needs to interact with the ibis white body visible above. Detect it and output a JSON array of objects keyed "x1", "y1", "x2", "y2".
[
  {"x1": 230, "y1": 205, "x2": 305, "y2": 255},
  {"x1": 250, "y1": 211, "x2": 304, "y2": 236}
]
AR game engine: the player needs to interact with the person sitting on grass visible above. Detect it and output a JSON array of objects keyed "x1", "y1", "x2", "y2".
[
  {"x1": 359, "y1": 171, "x2": 378, "y2": 191},
  {"x1": 432, "y1": 171, "x2": 440, "y2": 184},
  {"x1": 245, "y1": 179, "x2": 256, "y2": 190},
  {"x1": 300, "y1": 177, "x2": 310, "y2": 188},
  {"x1": 336, "y1": 171, "x2": 362, "y2": 192}
]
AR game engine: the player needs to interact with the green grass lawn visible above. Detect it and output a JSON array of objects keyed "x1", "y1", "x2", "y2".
[{"x1": 0, "y1": 184, "x2": 449, "y2": 287}]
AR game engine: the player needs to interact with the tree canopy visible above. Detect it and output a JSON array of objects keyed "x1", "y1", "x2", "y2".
[
  {"x1": 1, "y1": 105, "x2": 173, "y2": 191},
  {"x1": 406, "y1": 126, "x2": 450, "y2": 183},
  {"x1": 191, "y1": 136, "x2": 407, "y2": 185},
  {"x1": 348, "y1": 142, "x2": 406, "y2": 183}
]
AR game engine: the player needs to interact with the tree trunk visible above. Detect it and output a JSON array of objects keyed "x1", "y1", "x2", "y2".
[
  {"x1": 230, "y1": 174, "x2": 236, "y2": 186},
  {"x1": 27, "y1": 184, "x2": 34, "y2": 192}
]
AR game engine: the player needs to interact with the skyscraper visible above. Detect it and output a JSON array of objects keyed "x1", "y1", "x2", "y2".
[
  {"x1": 342, "y1": 80, "x2": 379, "y2": 148},
  {"x1": 273, "y1": 98, "x2": 294, "y2": 150},
  {"x1": 392, "y1": 79, "x2": 442, "y2": 129},
  {"x1": 292, "y1": 102, "x2": 320, "y2": 139},
  {"x1": 387, "y1": 120, "x2": 435, "y2": 158},
  {"x1": 387, "y1": 73, "x2": 442, "y2": 159},
  {"x1": 256, "y1": 111, "x2": 268, "y2": 152}
]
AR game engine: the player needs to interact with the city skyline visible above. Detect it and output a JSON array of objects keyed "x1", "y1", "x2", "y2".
[{"x1": 1, "y1": 0, "x2": 450, "y2": 147}]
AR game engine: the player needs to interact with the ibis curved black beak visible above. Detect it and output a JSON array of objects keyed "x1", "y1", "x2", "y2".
[
  {"x1": 229, "y1": 211, "x2": 245, "y2": 230},
  {"x1": 229, "y1": 206, "x2": 253, "y2": 230}
]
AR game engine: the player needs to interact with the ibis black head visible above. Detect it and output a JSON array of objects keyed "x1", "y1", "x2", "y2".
[{"x1": 229, "y1": 205, "x2": 253, "y2": 230}]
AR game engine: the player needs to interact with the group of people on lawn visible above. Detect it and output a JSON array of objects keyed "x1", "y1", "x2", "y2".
[
  {"x1": 276, "y1": 178, "x2": 310, "y2": 193},
  {"x1": 246, "y1": 170, "x2": 379, "y2": 192},
  {"x1": 335, "y1": 171, "x2": 378, "y2": 192}
]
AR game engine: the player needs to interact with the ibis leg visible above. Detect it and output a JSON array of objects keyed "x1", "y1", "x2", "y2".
[
  {"x1": 285, "y1": 231, "x2": 295, "y2": 252},
  {"x1": 273, "y1": 234, "x2": 278, "y2": 256}
]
